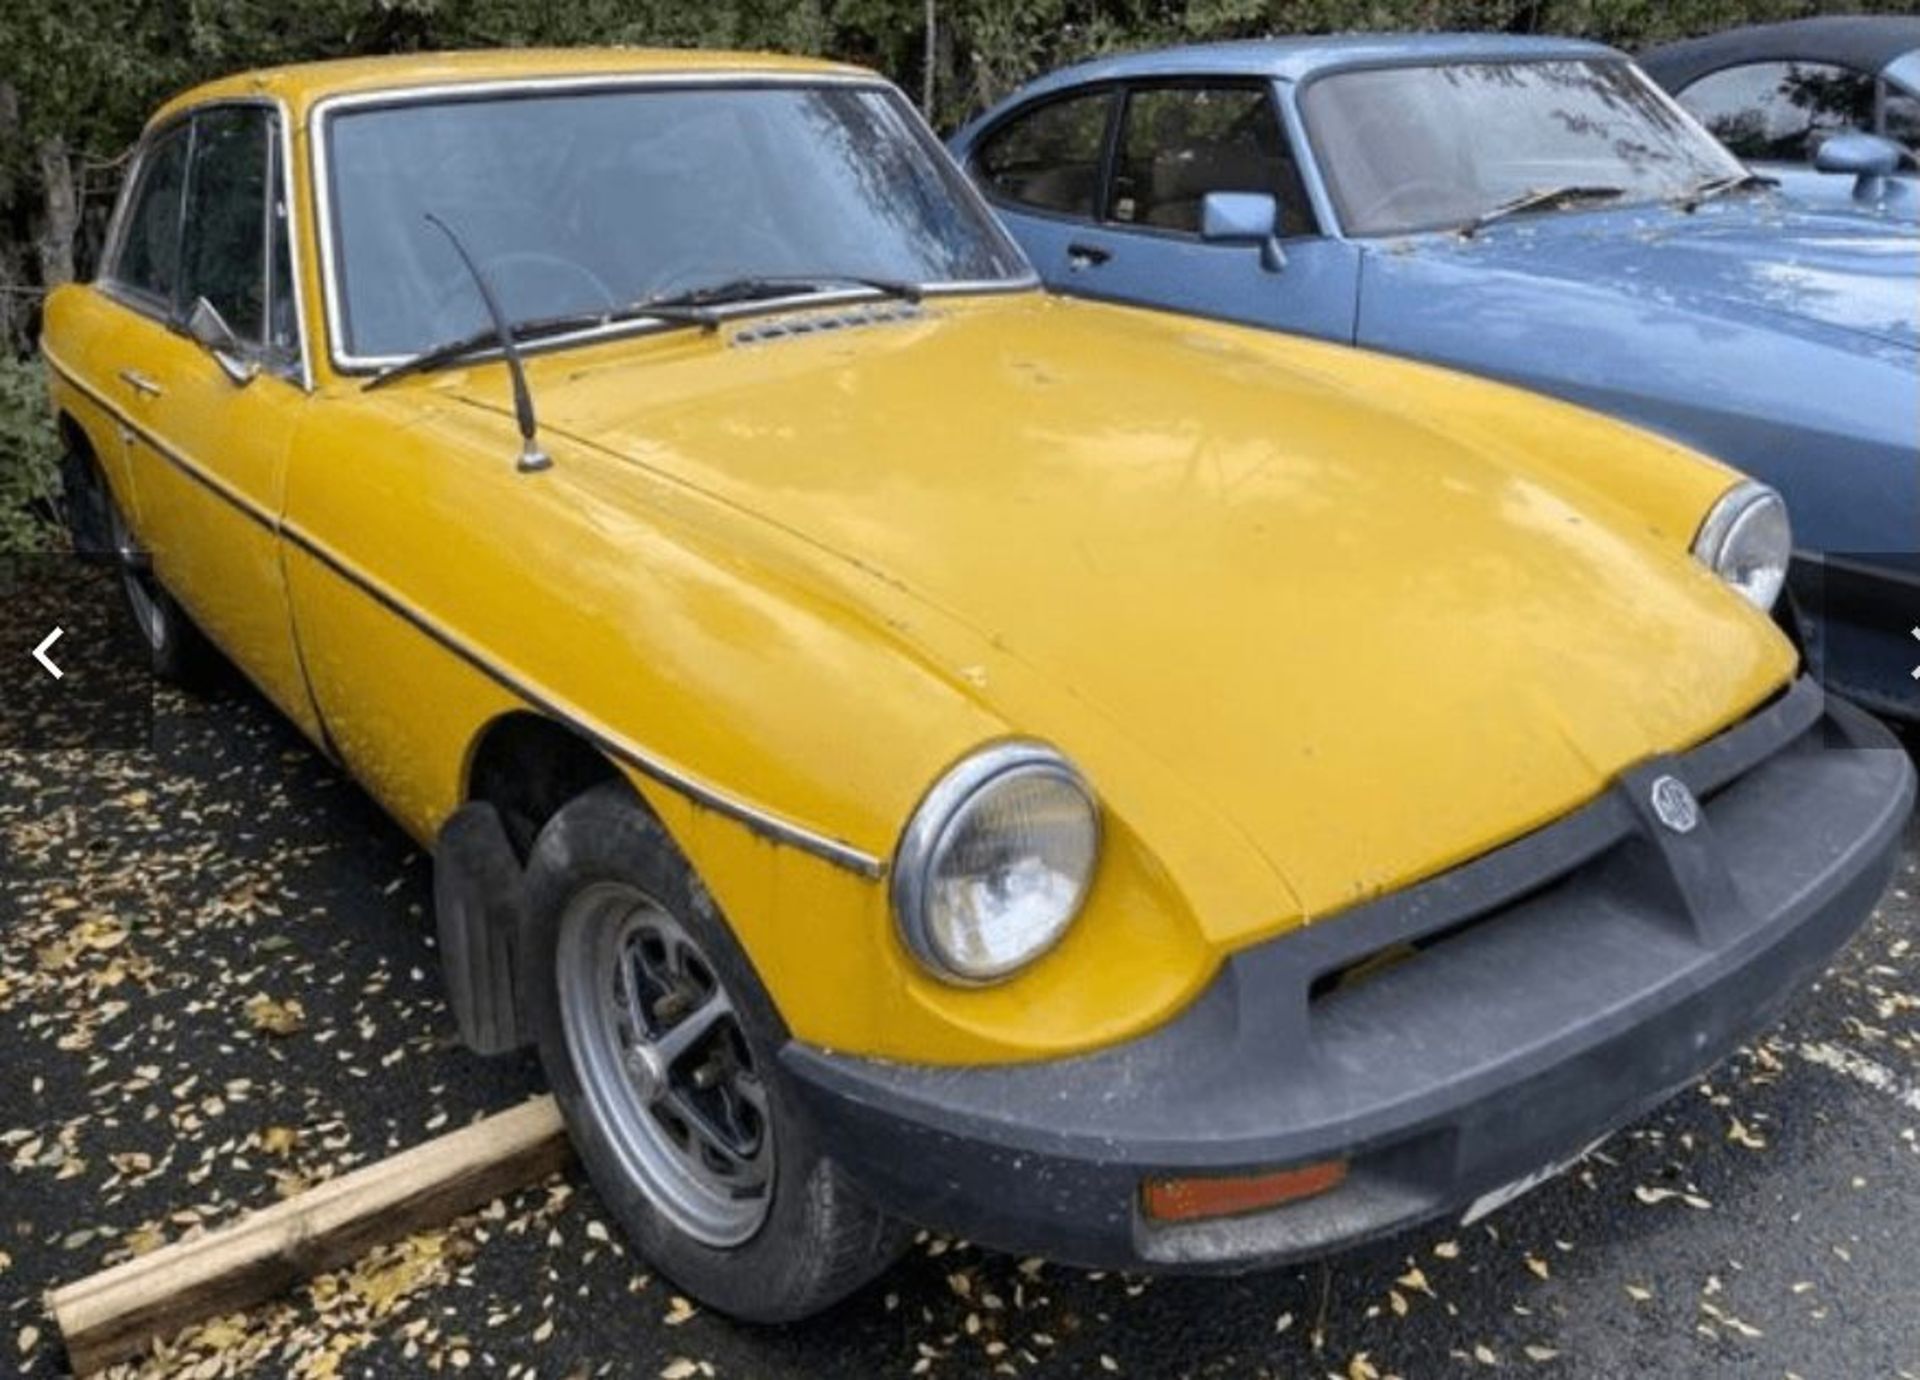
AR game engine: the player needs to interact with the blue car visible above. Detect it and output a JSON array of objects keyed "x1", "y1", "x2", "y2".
[
  {"x1": 951, "y1": 34, "x2": 1920, "y2": 716},
  {"x1": 1642, "y1": 15, "x2": 1919, "y2": 219}
]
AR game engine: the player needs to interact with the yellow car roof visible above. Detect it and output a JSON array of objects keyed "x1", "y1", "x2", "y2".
[{"x1": 152, "y1": 47, "x2": 877, "y2": 126}]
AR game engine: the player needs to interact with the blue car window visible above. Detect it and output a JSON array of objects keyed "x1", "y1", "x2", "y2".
[
  {"x1": 1107, "y1": 85, "x2": 1316, "y2": 237},
  {"x1": 1304, "y1": 59, "x2": 1742, "y2": 236},
  {"x1": 974, "y1": 90, "x2": 1114, "y2": 220},
  {"x1": 1678, "y1": 61, "x2": 1876, "y2": 163},
  {"x1": 1882, "y1": 82, "x2": 1920, "y2": 156}
]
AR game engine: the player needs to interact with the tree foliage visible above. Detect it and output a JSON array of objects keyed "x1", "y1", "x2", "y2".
[{"x1": 0, "y1": 0, "x2": 1908, "y2": 351}]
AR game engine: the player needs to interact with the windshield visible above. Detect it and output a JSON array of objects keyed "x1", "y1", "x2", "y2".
[
  {"x1": 1302, "y1": 59, "x2": 1746, "y2": 237},
  {"x1": 323, "y1": 82, "x2": 1031, "y2": 361}
]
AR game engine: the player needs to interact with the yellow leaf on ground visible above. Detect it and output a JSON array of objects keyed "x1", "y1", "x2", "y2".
[{"x1": 245, "y1": 994, "x2": 307, "y2": 1036}]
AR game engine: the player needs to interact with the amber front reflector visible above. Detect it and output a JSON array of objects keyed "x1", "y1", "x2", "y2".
[{"x1": 1141, "y1": 1160, "x2": 1349, "y2": 1224}]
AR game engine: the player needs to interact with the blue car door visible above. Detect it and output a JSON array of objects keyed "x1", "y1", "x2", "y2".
[{"x1": 967, "y1": 79, "x2": 1361, "y2": 343}]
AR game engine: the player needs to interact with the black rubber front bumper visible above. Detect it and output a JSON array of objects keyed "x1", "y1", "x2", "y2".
[{"x1": 782, "y1": 681, "x2": 1913, "y2": 1270}]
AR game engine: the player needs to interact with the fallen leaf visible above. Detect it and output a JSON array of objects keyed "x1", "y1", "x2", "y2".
[{"x1": 244, "y1": 994, "x2": 307, "y2": 1037}]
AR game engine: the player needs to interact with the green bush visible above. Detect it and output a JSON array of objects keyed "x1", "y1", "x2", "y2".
[{"x1": 0, "y1": 352, "x2": 61, "y2": 553}]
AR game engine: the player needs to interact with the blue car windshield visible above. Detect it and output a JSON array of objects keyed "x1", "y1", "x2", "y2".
[
  {"x1": 323, "y1": 82, "x2": 1031, "y2": 360},
  {"x1": 1302, "y1": 59, "x2": 1746, "y2": 236}
]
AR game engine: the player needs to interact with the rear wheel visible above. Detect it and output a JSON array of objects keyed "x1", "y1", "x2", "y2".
[{"x1": 522, "y1": 783, "x2": 909, "y2": 1321}]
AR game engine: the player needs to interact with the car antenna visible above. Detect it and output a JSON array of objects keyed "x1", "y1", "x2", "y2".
[{"x1": 422, "y1": 212, "x2": 551, "y2": 474}]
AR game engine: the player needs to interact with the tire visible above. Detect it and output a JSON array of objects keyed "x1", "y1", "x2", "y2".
[
  {"x1": 59, "y1": 444, "x2": 114, "y2": 562},
  {"x1": 103, "y1": 486, "x2": 216, "y2": 685},
  {"x1": 520, "y1": 782, "x2": 910, "y2": 1322}
]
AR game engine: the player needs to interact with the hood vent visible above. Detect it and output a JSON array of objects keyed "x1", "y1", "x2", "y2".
[{"x1": 730, "y1": 300, "x2": 927, "y2": 346}]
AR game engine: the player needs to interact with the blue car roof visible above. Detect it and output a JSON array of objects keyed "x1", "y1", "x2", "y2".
[{"x1": 1001, "y1": 32, "x2": 1621, "y2": 96}]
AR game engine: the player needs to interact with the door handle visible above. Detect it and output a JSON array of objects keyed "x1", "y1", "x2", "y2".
[
  {"x1": 1066, "y1": 243, "x2": 1112, "y2": 271},
  {"x1": 118, "y1": 368, "x2": 164, "y2": 398}
]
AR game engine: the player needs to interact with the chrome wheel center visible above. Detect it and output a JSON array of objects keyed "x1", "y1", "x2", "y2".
[
  {"x1": 625, "y1": 1041, "x2": 669, "y2": 1101},
  {"x1": 556, "y1": 883, "x2": 774, "y2": 1247}
]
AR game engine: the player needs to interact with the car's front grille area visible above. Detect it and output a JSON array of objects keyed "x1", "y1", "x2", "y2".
[
  {"x1": 1296, "y1": 678, "x2": 1828, "y2": 1023},
  {"x1": 729, "y1": 301, "x2": 927, "y2": 346}
]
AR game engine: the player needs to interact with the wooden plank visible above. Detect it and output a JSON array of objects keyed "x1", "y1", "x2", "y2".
[{"x1": 48, "y1": 1095, "x2": 571, "y2": 1375}]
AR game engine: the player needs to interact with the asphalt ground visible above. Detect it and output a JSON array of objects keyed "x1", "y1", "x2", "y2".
[{"x1": 2, "y1": 671, "x2": 1917, "y2": 1379}]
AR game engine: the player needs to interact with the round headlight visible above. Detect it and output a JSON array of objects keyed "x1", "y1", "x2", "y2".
[
  {"x1": 1692, "y1": 481, "x2": 1790, "y2": 612},
  {"x1": 892, "y1": 743, "x2": 1100, "y2": 985}
]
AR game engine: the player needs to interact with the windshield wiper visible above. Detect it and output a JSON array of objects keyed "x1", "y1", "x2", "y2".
[
  {"x1": 365, "y1": 273, "x2": 923, "y2": 393},
  {"x1": 1674, "y1": 170, "x2": 1778, "y2": 212},
  {"x1": 366, "y1": 302, "x2": 719, "y2": 392},
  {"x1": 1460, "y1": 184, "x2": 1628, "y2": 238},
  {"x1": 634, "y1": 274, "x2": 925, "y2": 312}
]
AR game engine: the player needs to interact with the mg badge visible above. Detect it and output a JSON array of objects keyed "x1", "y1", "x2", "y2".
[{"x1": 1649, "y1": 775, "x2": 1699, "y2": 835}]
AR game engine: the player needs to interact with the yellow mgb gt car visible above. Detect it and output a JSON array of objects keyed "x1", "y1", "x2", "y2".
[{"x1": 41, "y1": 48, "x2": 1913, "y2": 1321}]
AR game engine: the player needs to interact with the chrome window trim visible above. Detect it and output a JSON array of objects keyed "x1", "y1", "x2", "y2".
[
  {"x1": 97, "y1": 96, "x2": 314, "y2": 392},
  {"x1": 307, "y1": 72, "x2": 1039, "y2": 373},
  {"x1": 97, "y1": 116, "x2": 194, "y2": 320}
]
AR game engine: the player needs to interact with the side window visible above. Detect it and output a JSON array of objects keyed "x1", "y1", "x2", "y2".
[
  {"x1": 1106, "y1": 85, "x2": 1316, "y2": 237},
  {"x1": 110, "y1": 127, "x2": 191, "y2": 307},
  {"x1": 180, "y1": 106, "x2": 271, "y2": 347},
  {"x1": 975, "y1": 91, "x2": 1113, "y2": 219},
  {"x1": 1882, "y1": 82, "x2": 1920, "y2": 156},
  {"x1": 1679, "y1": 61, "x2": 1877, "y2": 162}
]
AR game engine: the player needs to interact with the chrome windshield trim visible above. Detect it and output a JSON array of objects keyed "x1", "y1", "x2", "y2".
[
  {"x1": 274, "y1": 95, "x2": 317, "y2": 392},
  {"x1": 308, "y1": 72, "x2": 1037, "y2": 374}
]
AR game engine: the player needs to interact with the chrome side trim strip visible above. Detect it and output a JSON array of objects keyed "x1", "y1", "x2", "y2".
[
  {"x1": 277, "y1": 523, "x2": 887, "y2": 878},
  {"x1": 40, "y1": 347, "x2": 887, "y2": 879},
  {"x1": 46, "y1": 351, "x2": 278, "y2": 530}
]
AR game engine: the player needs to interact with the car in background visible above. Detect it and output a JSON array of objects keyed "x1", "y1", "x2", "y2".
[
  {"x1": 951, "y1": 34, "x2": 1920, "y2": 718},
  {"x1": 41, "y1": 46, "x2": 1915, "y2": 1325},
  {"x1": 1642, "y1": 15, "x2": 1920, "y2": 217}
]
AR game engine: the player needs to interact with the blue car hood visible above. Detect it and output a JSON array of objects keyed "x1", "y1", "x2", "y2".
[{"x1": 1385, "y1": 200, "x2": 1919, "y2": 354}]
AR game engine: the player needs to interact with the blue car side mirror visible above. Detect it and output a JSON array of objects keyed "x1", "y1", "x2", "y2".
[
  {"x1": 1200, "y1": 191, "x2": 1287, "y2": 272},
  {"x1": 1813, "y1": 131, "x2": 1907, "y2": 198}
]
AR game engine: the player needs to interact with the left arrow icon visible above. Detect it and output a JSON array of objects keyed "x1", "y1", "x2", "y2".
[{"x1": 33, "y1": 627, "x2": 64, "y2": 680}]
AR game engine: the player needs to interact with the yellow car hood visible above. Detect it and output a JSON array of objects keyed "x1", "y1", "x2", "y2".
[{"x1": 471, "y1": 293, "x2": 1794, "y2": 925}]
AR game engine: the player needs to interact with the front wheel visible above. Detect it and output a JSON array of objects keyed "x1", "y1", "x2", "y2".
[{"x1": 521, "y1": 783, "x2": 909, "y2": 1321}]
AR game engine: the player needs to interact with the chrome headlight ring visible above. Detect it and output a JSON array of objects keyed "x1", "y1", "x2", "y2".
[
  {"x1": 1692, "y1": 480, "x2": 1791, "y2": 613},
  {"x1": 891, "y1": 741, "x2": 1101, "y2": 986}
]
